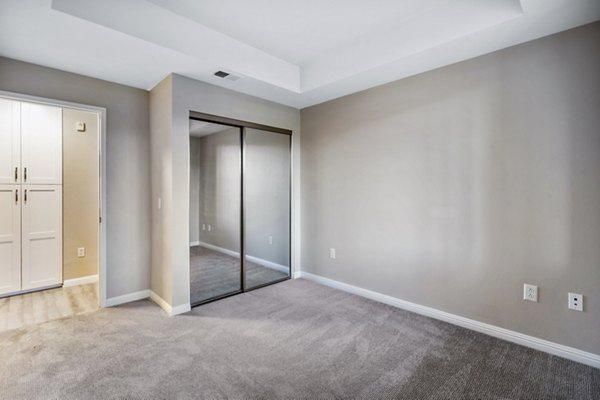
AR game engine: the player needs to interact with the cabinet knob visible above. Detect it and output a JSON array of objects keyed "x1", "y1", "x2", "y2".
[
  {"x1": 15, "y1": 189, "x2": 18, "y2": 203},
  {"x1": 24, "y1": 189, "x2": 27, "y2": 204},
  {"x1": 14, "y1": 167, "x2": 18, "y2": 182},
  {"x1": 24, "y1": 167, "x2": 27, "y2": 182}
]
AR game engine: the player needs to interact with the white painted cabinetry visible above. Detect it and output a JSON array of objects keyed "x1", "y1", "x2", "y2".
[
  {"x1": 0, "y1": 185, "x2": 21, "y2": 295},
  {"x1": 21, "y1": 102, "x2": 62, "y2": 185},
  {"x1": 0, "y1": 99, "x2": 20, "y2": 185},
  {"x1": 0, "y1": 99, "x2": 63, "y2": 296}
]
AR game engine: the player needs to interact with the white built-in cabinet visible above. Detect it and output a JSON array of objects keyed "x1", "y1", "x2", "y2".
[{"x1": 0, "y1": 97, "x2": 63, "y2": 296}]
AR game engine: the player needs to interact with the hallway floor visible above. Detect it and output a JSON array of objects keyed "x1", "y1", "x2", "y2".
[{"x1": 0, "y1": 283, "x2": 98, "y2": 333}]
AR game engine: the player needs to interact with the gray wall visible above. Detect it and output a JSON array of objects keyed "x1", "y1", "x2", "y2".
[
  {"x1": 301, "y1": 22, "x2": 600, "y2": 354},
  {"x1": 0, "y1": 56, "x2": 151, "y2": 299},
  {"x1": 245, "y1": 128, "x2": 290, "y2": 266},
  {"x1": 193, "y1": 129, "x2": 241, "y2": 252},
  {"x1": 189, "y1": 137, "x2": 201, "y2": 244}
]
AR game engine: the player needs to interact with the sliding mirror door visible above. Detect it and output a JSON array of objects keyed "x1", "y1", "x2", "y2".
[
  {"x1": 189, "y1": 121, "x2": 242, "y2": 305},
  {"x1": 243, "y1": 128, "x2": 291, "y2": 290}
]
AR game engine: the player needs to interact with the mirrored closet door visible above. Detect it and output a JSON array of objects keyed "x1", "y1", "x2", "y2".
[
  {"x1": 243, "y1": 128, "x2": 290, "y2": 290},
  {"x1": 189, "y1": 115, "x2": 291, "y2": 306}
]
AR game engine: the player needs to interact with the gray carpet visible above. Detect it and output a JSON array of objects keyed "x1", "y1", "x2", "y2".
[
  {"x1": 190, "y1": 245, "x2": 288, "y2": 304},
  {"x1": 0, "y1": 279, "x2": 598, "y2": 399}
]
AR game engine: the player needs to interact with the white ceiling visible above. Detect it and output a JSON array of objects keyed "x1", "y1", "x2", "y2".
[
  {"x1": 189, "y1": 120, "x2": 233, "y2": 138},
  {"x1": 0, "y1": 0, "x2": 599, "y2": 108}
]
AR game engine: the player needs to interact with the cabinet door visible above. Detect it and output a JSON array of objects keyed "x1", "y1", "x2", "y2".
[
  {"x1": 21, "y1": 102, "x2": 62, "y2": 185},
  {"x1": 0, "y1": 99, "x2": 21, "y2": 184},
  {"x1": 21, "y1": 185, "x2": 63, "y2": 290},
  {"x1": 0, "y1": 185, "x2": 21, "y2": 295}
]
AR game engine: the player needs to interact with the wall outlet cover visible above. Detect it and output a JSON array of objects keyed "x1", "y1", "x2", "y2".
[
  {"x1": 77, "y1": 247, "x2": 86, "y2": 257},
  {"x1": 524, "y1": 284, "x2": 538, "y2": 302},
  {"x1": 568, "y1": 293, "x2": 583, "y2": 311}
]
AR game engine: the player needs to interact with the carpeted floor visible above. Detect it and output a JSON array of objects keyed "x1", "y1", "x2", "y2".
[
  {"x1": 0, "y1": 279, "x2": 598, "y2": 399},
  {"x1": 190, "y1": 245, "x2": 288, "y2": 304}
]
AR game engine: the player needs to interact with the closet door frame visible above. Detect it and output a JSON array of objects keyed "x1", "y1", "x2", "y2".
[
  {"x1": 189, "y1": 112, "x2": 292, "y2": 306},
  {"x1": 0, "y1": 90, "x2": 107, "y2": 307}
]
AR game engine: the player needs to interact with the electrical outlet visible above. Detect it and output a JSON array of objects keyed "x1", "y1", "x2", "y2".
[
  {"x1": 202, "y1": 224, "x2": 206, "y2": 231},
  {"x1": 568, "y1": 293, "x2": 583, "y2": 311},
  {"x1": 77, "y1": 247, "x2": 85, "y2": 258},
  {"x1": 329, "y1": 248, "x2": 336, "y2": 259},
  {"x1": 207, "y1": 224, "x2": 212, "y2": 232},
  {"x1": 268, "y1": 235, "x2": 273, "y2": 245},
  {"x1": 524, "y1": 284, "x2": 538, "y2": 302}
]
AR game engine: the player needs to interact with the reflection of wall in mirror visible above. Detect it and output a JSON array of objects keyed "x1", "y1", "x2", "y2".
[
  {"x1": 190, "y1": 128, "x2": 241, "y2": 252},
  {"x1": 189, "y1": 128, "x2": 290, "y2": 267},
  {"x1": 245, "y1": 128, "x2": 290, "y2": 267}
]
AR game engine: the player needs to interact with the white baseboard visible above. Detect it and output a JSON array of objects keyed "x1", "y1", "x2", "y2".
[
  {"x1": 195, "y1": 241, "x2": 290, "y2": 274},
  {"x1": 63, "y1": 274, "x2": 99, "y2": 287},
  {"x1": 150, "y1": 290, "x2": 191, "y2": 316},
  {"x1": 105, "y1": 289, "x2": 150, "y2": 307},
  {"x1": 246, "y1": 255, "x2": 289, "y2": 274},
  {"x1": 190, "y1": 241, "x2": 200, "y2": 246},
  {"x1": 292, "y1": 271, "x2": 302, "y2": 279},
  {"x1": 298, "y1": 271, "x2": 600, "y2": 369}
]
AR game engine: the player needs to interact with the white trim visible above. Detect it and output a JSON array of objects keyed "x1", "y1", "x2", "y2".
[
  {"x1": 292, "y1": 271, "x2": 302, "y2": 279},
  {"x1": 150, "y1": 290, "x2": 191, "y2": 316},
  {"x1": 195, "y1": 241, "x2": 238, "y2": 258},
  {"x1": 105, "y1": 289, "x2": 150, "y2": 307},
  {"x1": 194, "y1": 241, "x2": 290, "y2": 274},
  {"x1": 63, "y1": 274, "x2": 98, "y2": 287},
  {"x1": 0, "y1": 90, "x2": 108, "y2": 309},
  {"x1": 190, "y1": 240, "x2": 200, "y2": 246},
  {"x1": 246, "y1": 255, "x2": 289, "y2": 274},
  {"x1": 298, "y1": 271, "x2": 600, "y2": 369}
]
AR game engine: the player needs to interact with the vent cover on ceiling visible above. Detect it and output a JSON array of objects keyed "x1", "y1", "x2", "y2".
[{"x1": 214, "y1": 70, "x2": 240, "y2": 81}]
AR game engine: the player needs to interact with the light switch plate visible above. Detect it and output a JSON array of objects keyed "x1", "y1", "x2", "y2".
[
  {"x1": 77, "y1": 247, "x2": 85, "y2": 258},
  {"x1": 76, "y1": 121, "x2": 86, "y2": 132}
]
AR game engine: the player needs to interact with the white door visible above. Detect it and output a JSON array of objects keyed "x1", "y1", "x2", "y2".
[
  {"x1": 0, "y1": 99, "x2": 21, "y2": 184},
  {"x1": 21, "y1": 102, "x2": 62, "y2": 185},
  {"x1": 21, "y1": 185, "x2": 63, "y2": 290},
  {"x1": 0, "y1": 185, "x2": 22, "y2": 295}
]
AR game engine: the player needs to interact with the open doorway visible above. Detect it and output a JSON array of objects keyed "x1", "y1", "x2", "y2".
[
  {"x1": 0, "y1": 94, "x2": 104, "y2": 332},
  {"x1": 189, "y1": 114, "x2": 291, "y2": 306}
]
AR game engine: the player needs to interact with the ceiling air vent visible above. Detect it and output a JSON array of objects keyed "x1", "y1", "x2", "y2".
[{"x1": 214, "y1": 70, "x2": 241, "y2": 82}]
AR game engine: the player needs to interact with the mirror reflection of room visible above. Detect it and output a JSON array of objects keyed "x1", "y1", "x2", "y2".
[{"x1": 189, "y1": 121, "x2": 241, "y2": 305}]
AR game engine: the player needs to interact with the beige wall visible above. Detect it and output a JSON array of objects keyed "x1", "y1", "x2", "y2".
[
  {"x1": 0, "y1": 57, "x2": 151, "y2": 299},
  {"x1": 300, "y1": 22, "x2": 600, "y2": 354},
  {"x1": 63, "y1": 108, "x2": 99, "y2": 280},
  {"x1": 149, "y1": 75, "x2": 173, "y2": 303}
]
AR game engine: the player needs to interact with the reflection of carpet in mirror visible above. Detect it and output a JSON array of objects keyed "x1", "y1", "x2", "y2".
[{"x1": 190, "y1": 245, "x2": 289, "y2": 304}]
